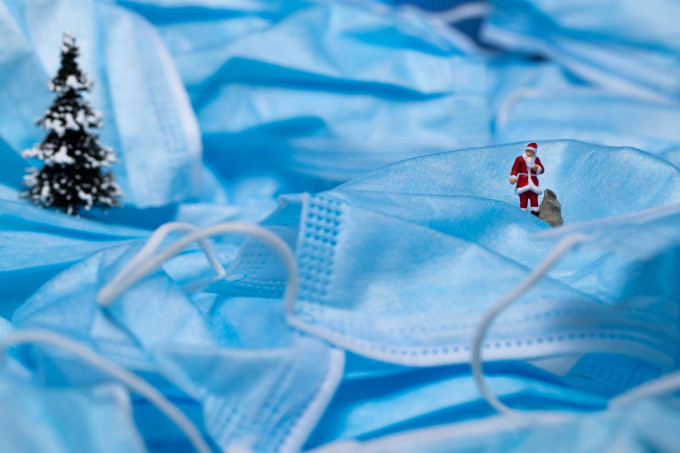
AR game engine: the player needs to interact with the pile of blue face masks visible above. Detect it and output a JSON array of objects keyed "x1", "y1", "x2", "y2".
[
  {"x1": 2, "y1": 0, "x2": 680, "y2": 452},
  {"x1": 481, "y1": 0, "x2": 680, "y2": 103},
  {"x1": 115, "y1": 0, "x2": 490, "y2": 188}
]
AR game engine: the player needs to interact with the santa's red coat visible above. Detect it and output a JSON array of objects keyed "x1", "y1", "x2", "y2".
[{"x1": 510, "y1": 153, "x2": 544, "y2": 195}]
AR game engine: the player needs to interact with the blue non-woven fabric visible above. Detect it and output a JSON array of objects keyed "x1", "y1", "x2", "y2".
[
  {"x1": 12, "y1": 244, "x2": 218, "y2": 373},
  {"x1": 10, "y1": 240, "x2": 345, "y2": 453},
  {"x1": 305, "y1": 396, "x2": 680, "y2": 453},
  {"x1": 567, "y1": 354, "x2": 661, "y2": 390},
  {"x1": 0, "y1": 170, "x2": 280, "y2": 320},
  {"x1": 154, "y1": 334, "x2": 345, "y2": 453},
  {"x1": 487, "y1": 56, "x2": 584, "y2": 126},
  {"x1": 533, "y1": 202, "x2": 680, "y2": 306},
  {"x1": 487, "y1": 56, "x2": 680, "y2": 167},
  {"x1": 0, "y1": 373, "x2": 147, "y2": 453},
  {"x1": 0, "y1": 0, "x2": 204, "y2": 208},
  {"x1": 304, "y1": 359, "x2": 612, "y2": 448},
  {"x1": 339, "y1": 140, "x2": 680, "y2": 224},
  {"x1": 211, "y1": 140, "x2": 680, "y2": 368},
  {"x1": 494, "y1": 91, "x2": 680, "y2": 167},
  {"x1": 0, "y1": 199, "x2": 149, "y2": 319},
  {"x1": 481, "y1": 0, "x2": 680, "y2": 103},
  {"x1": 117, "y1": 0, "x2": 490, "y2": 187}
]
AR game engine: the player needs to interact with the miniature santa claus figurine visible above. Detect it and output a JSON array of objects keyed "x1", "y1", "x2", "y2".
[{"x1": 509, "y1": 142, "x2": 544, "y2": 216}]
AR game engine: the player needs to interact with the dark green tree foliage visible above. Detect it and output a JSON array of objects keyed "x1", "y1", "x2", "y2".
[{"x1": 22, "y1": 31, "x2": 122, "y2": 215}]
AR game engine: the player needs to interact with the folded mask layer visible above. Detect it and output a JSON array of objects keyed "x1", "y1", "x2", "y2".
[
  {"x1": 481, "y1": 0, "x2": 680, "y2": 102},
  {"x1": 286, "y1": 191, "x2": 678, "y2": 367},
  {"x1": 494, "y1": 90, "x2": 680, "y2": 167},
  {"x1": 213, "y1": 141, "x2": 680, "y2": 367},
  {"x1": 0, "y1": 199, "x2": 149, "y2": 319},
  {"x1": 308, "y1": 396, "x2": 680, "y2": 453},
  {"x1": 155, "y1": 334, "x2": 345, "y2": 453},
  {"x1": 0, "y1": 0, "x2": 203, "y2": 207},
  {"x1": 11, "y1": 241, "x2": 345, "y2": 453},
  {"x1": 119, "y1": 0, "x2": 490, "y2": 186},
  {"x1": 339, "y1": 140, "x2": 680, "y2": 224},
  {"x1": 0, "y1": 374, "x2": 147, "y2": 453},
  {"x1": 12, "y1": 244, "x2": 217, "y2": 373},
  {"x1": 304, "y1": 360, "x2": 611, "y2": 448}
]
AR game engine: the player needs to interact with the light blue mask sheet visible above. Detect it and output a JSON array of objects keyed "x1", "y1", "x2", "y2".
[
  {"x1": 11, "y1": 241, "x2": 344, "y2": 453},
  {"x1": 0, "y1": 170, "x2": 281, "y2": 319},
  {"x1": 0, "y1": 317, "x2": 12, "y2": 339},
  {"x1": 216, "y1": 140, "x2": 680, "y2": 369},
  {"x1": 534, "y1": 202, "x2": 680, "y2": 316},
  {"x1": 307, "y1": 396, "x2": 680, "y2": 453},
  {"x1": 481, "y1": 0, "x2": 680, "y2": 102},
  {"x1": 0, "y1": 0, "x2": 204, "y2": 208},
  {"x1": 304, "y1": 356, "x2": 619, "y2": 448},
  {"x1": 0, "y1": 199, "x2": 149, "y2": 319},
  {"x1": 0, "y1": 373, "x2": 147, "y2": 453},
  {"x1": 488, "y1": 57, "x2": 680, "y2": 167},
  {"x1": 117, "y1": 0, "x2": 490, "y2": 186}
]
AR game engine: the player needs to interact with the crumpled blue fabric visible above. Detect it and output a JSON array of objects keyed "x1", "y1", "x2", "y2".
[
  {"x1": 306, "y1": 395, "x2": 680, "y2": 453},
  {"x1": 3, "y1": 0, "x2": 680, "y2": 451},
  {"x1": 0, "y1": 373, "x2": 147, "y2": 453},
  {"x1": 11, "y1": 240, "x2": 344, "y2": 453},
  {"x1": 0, "y1": 199, "x2": 148, "y2": 319},
  {"x1": 0, "y1": 0, "x2": 204, "y2": 207},
  {"x1": 212, "y1": 140, "x2": 680, "y2": 370},
  {"x1": 481, "y1": 0, "x2": 680, "y2": 103},
  {"x1": 304, "y1": 358, "x2": 613, "y2": 448},
  {"x1": 488, "y1": 57, "x2": 680, "y2": 167},
  {"x1": 117, "y1": 0, "x2": 490, "y2": 187}
]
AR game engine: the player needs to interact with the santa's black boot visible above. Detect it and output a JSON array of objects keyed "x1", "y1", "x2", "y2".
[{"x1": 531, "y1": 210, "x2": 540, "y2": 217}]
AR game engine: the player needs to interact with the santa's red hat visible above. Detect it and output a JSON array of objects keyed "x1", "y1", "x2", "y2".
[{"x1": 525, "y1": 142, "x2": 537, "y2": 153}]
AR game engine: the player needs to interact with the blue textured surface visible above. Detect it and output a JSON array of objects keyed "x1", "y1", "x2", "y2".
[{"x1": 1, "y1": 0, "x2": 680, "y2": 452}]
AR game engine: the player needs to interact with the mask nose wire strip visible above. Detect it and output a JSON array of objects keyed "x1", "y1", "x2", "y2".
[
  {"x1": 0, "y1": 329, "x2": 213, "y2": 453},
  {"x1": 609, "y1": 370, "x2": 680, "y2": 408},
  {"x1": 101, "y1": 222, "x2": 226, "y2": 303},
  {"x1": 96, "y1": 222, "x2": 298, "y2": 315},
  {"x1": 471, "y1": 234, "x2": 590, "y2": 415}
]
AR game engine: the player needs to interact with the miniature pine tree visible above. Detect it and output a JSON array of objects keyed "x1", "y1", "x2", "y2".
[{"x1": 22, "y1": 31, "x2": 122, "y2": 215}]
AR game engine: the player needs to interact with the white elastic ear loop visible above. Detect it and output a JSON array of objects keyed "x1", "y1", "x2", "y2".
[
  {"x1": 0, "y1": 329, "x2": 213, "y2": 453},
  {"x1": 609, "y1": 370, "x2": 680, "y2": 408},
  {"x1": 496, "y1": 88, "x2": 542, "y2": 130},
  {"x1": 471, "y1": 234, "x2": 590, "y2": 415},
  {"x1": 96, "y1": 222, "x2": 298, "y2": 315},
  {"x1": 122, "y1": 222, "x2": 226, "y2": 279},
  {"x1": 100, "y1": 222, "x2": 226, "y2": 304}
]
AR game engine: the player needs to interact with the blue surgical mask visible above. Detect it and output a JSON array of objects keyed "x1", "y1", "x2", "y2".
[
  {"x1": 215, "y1": 141, "x2": 680, "y2": 370},
  {"x1": 120, "y1": 0, "x2": 490, "y2": 187},
  {"x1": 0, "y1": 0, "x2": 205, "y2": 208},
  {"x1": 13, "y1": 220, "x2": 345, "y2": 453},
  {"x1": 481, "y1": 0, "x2": 680, "y2": 103},
  {"x1": 0, "y1": 199, "x2": 149, "y2": 319},
  {"x1": 12, "y1": 243, "x2": 218, "y2": 374},
  {"x1": 306, "y1": 395, "x2": 680, "y2": 453},
  {"x1": 0, "y1": 373, "x2": 148, "y2": 453},
  {"x1": 493, "y1": 86, "x2": 680, "y2": 167},
  {"x1": 305, "y1": 358, "x2": 611, "y2": 449},
  {"x1": 155, "y1": 333, "x2": 344, "y2": 453}
]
